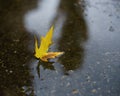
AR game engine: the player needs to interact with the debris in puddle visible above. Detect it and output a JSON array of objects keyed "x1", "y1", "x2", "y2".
[
  {"x1": 72, "y1": 89, "x2": 79, "y2": 94},
  {"x1": 91, "y1": 89, "x2": 97, "y2": 93},
  {"x1": 34, "y1": 26, "x2": 64, "y2": 62}
]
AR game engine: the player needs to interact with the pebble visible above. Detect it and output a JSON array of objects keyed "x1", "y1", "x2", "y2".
[
  {"x1": 96, "y1": 61, "x2": 100, "y2": 64},
  {"x1": 72, "y1": 89, "x2": 79, "y2": 94},
  {"x1": 9, "y1": 70, "x2": 13, "y2": 73},
  {"x1": 66, "y1": 82, "x2": 70, "y2": 87},
  {"x1": 14, "y1": 50, "x2": 17, "y2": 53},
  {"x1": 91, "y1": 89, "x2": 97, "y2": 93},
  {"x1": 105, "y1": 52, "x2": 111, "y2": 55},
  {"x1": 51, "y1": 90, "x2": 56, "y2": 93}
]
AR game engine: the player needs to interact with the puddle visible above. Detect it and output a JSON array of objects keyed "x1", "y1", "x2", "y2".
[{"x1": 0, "y1": 0, "x2": 120, "y2": 96}]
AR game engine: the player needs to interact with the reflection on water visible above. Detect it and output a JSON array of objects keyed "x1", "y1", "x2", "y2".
[
  {"x1": 58, "y1": 0, "x2": 88, "y2": 72},
  {"x1": 38, "y1": 61, "x2": 55, "y2": 70},
  {"x1": 1, "y1": 0, "x2": 120, "y2": 96},
  {"x1": 24, "y1": 0, "x2": 88, "y2": 94},
  {"x1": 0, "y1": 0, "x2": 38, "y2": 95},
  {"x1": 25, "y1": 0, "x2": 60, "y2": 35},
  {"x1": 24, "y1": 0, "x2": 61, "y2": 95},
  {"x1": 36, "y1": 61, "x2": 55, "y2": 77}
]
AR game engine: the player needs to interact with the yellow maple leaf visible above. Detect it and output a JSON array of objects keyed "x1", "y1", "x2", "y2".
[{"x1": 34, "y1": 26, "x2": 64, "y2": 62}]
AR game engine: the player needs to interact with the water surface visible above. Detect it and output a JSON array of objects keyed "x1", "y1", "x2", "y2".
[{"x1": 0, "y1": 0, "x2": 120, "y2": 96}]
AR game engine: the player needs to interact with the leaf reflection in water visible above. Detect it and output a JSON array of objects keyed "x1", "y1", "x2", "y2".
[{"x1": 36, "y1": 60, "x2": 55, "y2": 78}]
